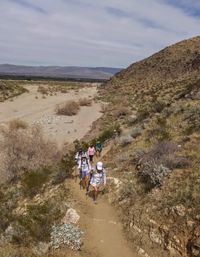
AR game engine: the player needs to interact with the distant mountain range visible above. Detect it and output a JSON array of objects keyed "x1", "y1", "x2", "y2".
[{"x1": 0, "y1": 64, "x2": 122, "y2": 80}]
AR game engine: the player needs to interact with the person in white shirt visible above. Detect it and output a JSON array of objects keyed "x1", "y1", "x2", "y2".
[
  {"x1": 90, "y1": 161, "x2": 106, "y2": 204},
  {"x1": 78, "y1": 154, "x2": 91, "y2": 192}
]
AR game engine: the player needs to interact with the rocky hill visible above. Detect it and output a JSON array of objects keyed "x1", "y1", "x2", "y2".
[
  {"x1": 99, "y1": 36, "x2": 200, "y2": 257},
  {"x1": 108, "y1": 36, "x2": 200, "y2": 87}
]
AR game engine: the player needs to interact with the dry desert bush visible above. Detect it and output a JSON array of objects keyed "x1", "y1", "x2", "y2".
[
  {"x1": 56, "y1": 100, "x2": 80, "y2": 116},
  {"x1": 0, "y1": 122, "x2": 60, "y2": 182},
  {"x1": 79, "y1": 97, "x2": 92, "y2": 106},
  {"x1": 37, "y1": 85, "x2": 49, "y2": 95},
  {"x1": 113, "y1": 105, "x2": 131, "y2": 118},
  {"x1": 8, "y1": 119, "x2": 28, "y2": 130}
]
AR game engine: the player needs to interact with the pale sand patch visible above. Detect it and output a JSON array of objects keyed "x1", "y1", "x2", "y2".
[{"x1": 0, "y1": 85, "x2": 102, "y2": 148}]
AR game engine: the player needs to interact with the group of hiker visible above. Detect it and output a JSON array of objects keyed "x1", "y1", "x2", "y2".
[{"x1": 74, "y1": 142, "x2": 106, "y2": 204}]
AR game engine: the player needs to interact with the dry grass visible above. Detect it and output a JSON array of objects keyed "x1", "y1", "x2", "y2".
[
  {"x1": 79, "y1": 97, "x2": 92, "y2": 106},
  {"x1": 113, "y1": 105, "x2": 131, "y2": 118},
  {"x1": 9, "y1": 119, "x2": 28, "y2": 130},
  {"x1": 56, "y1": 100, "x2": 80, "y2": 116},
  {"x1": 37, "y1": 85, "x2": 49, "y2": 95},
  {"x1": 0, "y1": 123, "x2": 60, "y2": 182}
]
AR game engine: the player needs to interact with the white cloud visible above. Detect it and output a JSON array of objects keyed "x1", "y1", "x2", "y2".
[{"x1": 0, "y1": 0, "x2": 199, "y2": 67}]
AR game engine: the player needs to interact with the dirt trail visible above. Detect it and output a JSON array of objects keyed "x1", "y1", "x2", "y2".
[
  {"x1": 68, "y1": 148, "x2": 138, "y2": 257},
  {"x1": 69, "y1": 180, "x2": 138, "y2": 257}
]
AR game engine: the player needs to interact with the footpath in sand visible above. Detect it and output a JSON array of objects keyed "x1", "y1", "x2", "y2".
[
  {"x1": 0, "y1": 85, "x2": 102, "y2": 147},
  {"x1": 67, "y1": 149, "x2": 138, "y2": 257},
  {"x1": 69, "y1": 180, "x2": 138, "y2": 257}
]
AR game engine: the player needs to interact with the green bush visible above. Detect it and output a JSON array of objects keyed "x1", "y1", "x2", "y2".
[
  {"x1": 0, "y1": 188, "x2": 19, "y2": 232},
  {"x1": 137, "y1": 107, "x2": 150, "y2": 122},
  {"x1": 52, "y1": 152, "x2": 75, "y2": 185},
  {"x1": 151, "y1": 100, "x2": 167, "y2": 113},
  {"x1": 97, "y1": 124, "x2": 121, "y2": 143},
  {"x1": 21, "y1": 169, "x2": 50, "y2": 198},
  {"x1": 18, "y1": 201, "x2": 61, "y2": 242}
]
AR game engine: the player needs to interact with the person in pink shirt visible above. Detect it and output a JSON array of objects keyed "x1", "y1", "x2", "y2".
[{"x1": 87, "y1": 144, "x2": 96, "y2": 163}]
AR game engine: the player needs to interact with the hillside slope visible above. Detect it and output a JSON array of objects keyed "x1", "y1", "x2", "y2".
[
  {"x1": 99, "y1": 36, "x2": 200, "y2": 257},
  {"x1": 108, "y1": 36, "x2": 200, "y2": 87}
]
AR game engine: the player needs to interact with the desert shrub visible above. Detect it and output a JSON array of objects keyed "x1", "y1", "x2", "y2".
[
  {"x1": 0, "y1": 125, "x2": 59, "y2": 181},
  {"x1": 73, "y1": 139, "x2": 89, "y2": 153},
  {"x1": 113, "y1": 106, "x2": 131, "y2": 118},
  {"x1": 56, "y1": 100, "x2": 80, "y2": 116},
  {"x1": 139, "y1": 162, "x2": 171, "y2": 191},
  {"x1": 60, "y1": 88, "x2": 68, "y2": 93},
  {"x1": 0, "y1": 205, "x2": 13, "y2": 232},
  {"x1": 127, "y1": 114, "x2": 138, "y2": 125},
  {"x1": 18, "y1": 201, "x2": 62, "y2": 242},
  {"x1": 119, "y1": 175, "x2": 144, "y2": 202},
  {"x1": 130, "y1": 126, "x2": 143, "y2": 138},
  {"x1": 0, "y1": 80, "x2": 27, "y2": 101},
  {"x1": 21, "y1": 168, "x2": 50, "y2": 198},
  {"x1": 151, "y1": 100, "x2": 167, "y2": 113},
  {"x1": 183, "y1": 106, "x2": 200, "y2": 135},
  {"x1": 97, "y1": 124, "x2": 121, "y2": 143},
  {"x1": 164, "y1": 156, "x2": 191, "y2": 169},
  {"x1": 141, "y1": 141, "x2": 178, "y2": 162},
  {"x1": 147, "y1": 116, "x2": 172, "y2": 141},
  {"x1": 0, "y1": 187, "x2": 20, "y2": 232},
  {"x1": 119, "y1": 135, "x2": 133, "y2": 146},
  {"x1": 9, "y1": 119, "x2": 28, "y2": 130},
  {"x1": 116, "y1": 153, "x2": 130, "y2": 163},
  {"x1": 52, "y1": 152, "x2": 75, "y2": 185},
  {"x1": 79, "y1": 98, "x2": 92, "y2": 106},
  {"x1": 37, "y1": 85, "x2": 49, "y2": 95},
  {"x1": 161, "y1": 167, "x2": 200, "y2": 217},
  {"x1": 136, "y1": 107, "x2": 150, "y2": 122},
  {"x1": 147, "y1": 126, "x2": 171, "y2": 141},
  {"x1": 137, "y1": 141, "x2": 189, "y2": 190},
  {"x1": 100, "y1": 104, "x2": 109, "y2": 113}
]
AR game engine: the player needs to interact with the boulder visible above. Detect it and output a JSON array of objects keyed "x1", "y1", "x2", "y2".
[{"x1": 62, "y1": 208, "x2": 80, "y2": 224}]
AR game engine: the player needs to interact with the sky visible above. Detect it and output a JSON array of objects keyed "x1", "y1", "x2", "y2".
[{"x1": 0, "y1": 0, "x2": 200, "y2": 68}]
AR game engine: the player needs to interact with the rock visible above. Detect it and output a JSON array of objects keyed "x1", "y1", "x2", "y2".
[
  {"x1": 4, "y1": 223, "x2": 27, "y2": 243},
  {"x1": 149, "y1": 230, "x2": 162, "y2": 245},
  {"x1": 107, "y1": 177, "x2": 122, "y2": 189},
  {"x1": 62, "y1": 208, "x2": 80, "y2": 224},
  {"x1": 187, "y1": 220, "x2": 195, "y2": 228},
  {"x1": 4, "y1": 225, "x2": 15, "y2": 242},
  {"x1": 172, "y1": 205, "x2": 186, "y2": 217},
  {"x1": 127, "y1": 114, "x2": 137, "y2": 124},
  {"x1": 137, "y1": 247, "x2": 151, "y2": 257},
  {"x1": 33, "y1": 242, "x2": 50, "y2": 256}
]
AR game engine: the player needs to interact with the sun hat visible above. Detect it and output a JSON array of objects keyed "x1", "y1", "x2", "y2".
[{"x1": 96, "y1": 161, "x2": 103, "y2": 171}]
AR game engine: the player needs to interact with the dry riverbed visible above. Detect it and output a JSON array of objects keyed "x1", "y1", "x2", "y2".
[{"x1": 0, "y1": 84, "x2": 102, "y2": 147}]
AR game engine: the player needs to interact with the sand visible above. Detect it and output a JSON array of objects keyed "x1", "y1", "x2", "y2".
[{"x1": 0, "y1": 85, "x2": 102, "y2": 148}]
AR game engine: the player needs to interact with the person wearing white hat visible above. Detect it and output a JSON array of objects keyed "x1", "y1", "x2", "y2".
[{"x1": 90, "y1": 161, "x2": 106, "y2": 204}]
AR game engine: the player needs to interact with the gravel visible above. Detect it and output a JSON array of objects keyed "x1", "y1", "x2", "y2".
[{"x1": 50, "y1": 224, "x2": 84, "y2": 250}]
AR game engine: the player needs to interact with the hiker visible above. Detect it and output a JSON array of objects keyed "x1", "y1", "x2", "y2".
[
  {"x1": 73, "y1": 149, "x2": 83, "y2": 181},
  {"x1": 95, "y1": 141, "x2": 102, "y2": 157},
  {"x1": 87, "y1": 144, "x2": 96, "y2": 163},
  {"x1": 75, "y1": 149, "x2": 84, "y2": 164},
  {"x1": 90, "y1": 161, "x2": 106, "y2": 204},
  {"x1": 78, "y1": 154, "x2": 91, "y2": 192}
]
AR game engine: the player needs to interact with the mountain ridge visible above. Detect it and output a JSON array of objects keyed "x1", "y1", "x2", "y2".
[{"x1": 0, "y1": 64, "x2": 122, "y2": 80}]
